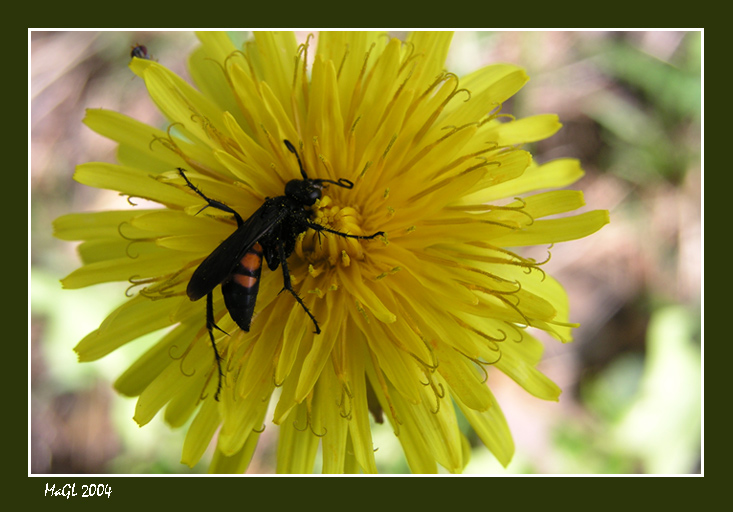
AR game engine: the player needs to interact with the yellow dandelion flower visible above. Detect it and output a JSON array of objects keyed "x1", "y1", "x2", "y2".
[{"x1": 55, "y1": 31, "x2": 609, "y2": 474}]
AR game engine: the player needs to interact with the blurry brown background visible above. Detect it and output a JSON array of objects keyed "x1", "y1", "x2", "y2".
[{"x1": 30, "y1": 30, "x2": 702, "y2": 474}]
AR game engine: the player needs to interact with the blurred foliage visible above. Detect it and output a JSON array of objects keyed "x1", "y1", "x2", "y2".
[
  {"x1": 586, "y1": 36, "x2": 701, "y2": 184},
  {"x1": 31, "y1": 31, "x2": 702, "y2": 474}
]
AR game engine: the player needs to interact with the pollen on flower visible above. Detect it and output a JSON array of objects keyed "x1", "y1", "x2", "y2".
[
  {"x1": 308, "y1": 287, "x2": 324, "y2": 298},
  {"x1": 374, "y1": 266, "x2": 402, "y2": 280},
  {"x1": 297, "y1": 193, "x2": 375, "y2": 266},
  {"x1": 355, "y1": 300, "x2": 370, "y2": 322},
  {"x1": 307, "y1": 263, "x2": 323, "y2": 278}
]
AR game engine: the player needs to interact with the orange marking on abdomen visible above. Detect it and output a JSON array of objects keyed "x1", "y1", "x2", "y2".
[
  {"x1": 241, "y1": 251, "x2": 262, "y2": 272},
  {"x1": 234, "y1": 274, "x2": 258, "y2": 288}
]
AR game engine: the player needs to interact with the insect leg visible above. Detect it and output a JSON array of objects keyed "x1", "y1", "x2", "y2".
[
  {"x1": 206, "y1": 291, "x2": 226, "y2": 401},
  {"x1": 277, "y1": 241, "x2": 321, "y2": 334},
  {"x1": 306, "y1": 221, "x2": 385, "y2": 241},
  {"x1": 178, "y1": 168, "x2": 245, "y2": 227}
]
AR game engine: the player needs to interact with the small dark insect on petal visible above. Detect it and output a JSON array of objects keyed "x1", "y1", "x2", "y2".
[{"x1": 130, "y1": 44, "x2": 153, "y2": 60}]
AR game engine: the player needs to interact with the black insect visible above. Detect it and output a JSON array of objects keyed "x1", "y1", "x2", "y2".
[
  {"x1": 179, "y1": 139, "x2": 384, "y2": 400},
  {"x1": 130, "y1": 44, "x2": 153, "y2": 60}
]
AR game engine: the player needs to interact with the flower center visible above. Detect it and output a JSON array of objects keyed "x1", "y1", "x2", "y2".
[{"x1": 295, "y1": 194, "x2": 371, "y2": 267}]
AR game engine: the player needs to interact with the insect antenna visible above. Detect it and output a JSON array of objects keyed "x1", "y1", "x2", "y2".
[
  {"x1": 282, "y1": 140, "x2": 355, "y2": 190},
  {"x1": 315, "y1": 178, "x2": 354, "y2": 189},
  {"x1": 283, "y1": 139, "x2": 308, "y2": 179}
]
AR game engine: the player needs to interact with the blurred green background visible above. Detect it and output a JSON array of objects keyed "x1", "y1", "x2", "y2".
[{"x1": 30, "y1": 31, "x2": 702, "y2": 474}]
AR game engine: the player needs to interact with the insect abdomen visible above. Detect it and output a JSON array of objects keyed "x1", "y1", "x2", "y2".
[{"x1": 222, "y1": 242, "x2": 263, "y2": 331}]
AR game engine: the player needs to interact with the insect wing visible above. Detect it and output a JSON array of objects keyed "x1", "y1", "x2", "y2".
[{"x1": 186, "y1": 205, "x2": 287, "y2": 301}]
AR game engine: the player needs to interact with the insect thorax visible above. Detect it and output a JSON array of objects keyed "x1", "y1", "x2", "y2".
[{"x1": 257, "y1": 196, "x2": 313, "y2": 270}]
